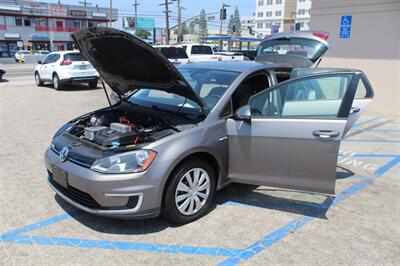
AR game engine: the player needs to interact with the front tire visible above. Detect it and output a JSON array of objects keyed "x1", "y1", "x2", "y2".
[
  {"x1": 163, "y1": 159, "x2": 216, "y2": 224},
  {"x1": 52, "y1": 74, "x2": 61, "y2": 90},
  {"x1": 35, "y1": 72, "x2": 43, "y2": 86}
]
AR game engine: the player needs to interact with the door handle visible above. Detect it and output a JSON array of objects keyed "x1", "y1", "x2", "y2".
[
  {"x1": 313, "y1": 130, "x2": 340, "y2": 139},
  {"x1": 350, "y1": 107, "x2": 361, "y2": 114}
]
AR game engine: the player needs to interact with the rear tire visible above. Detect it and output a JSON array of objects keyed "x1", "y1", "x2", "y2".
[
  {"x1": 163, "y1": 159, "x2": 216, "y2": 224},
  {"x1": 88, "y1": 80, "x2": 98, "y2": 88},
  {"x1": 52, "y1": 74, "x2": 61, "y2": 90},
  {"x1": 35, "y1": 72, "x2": 43, "y2": 86}
]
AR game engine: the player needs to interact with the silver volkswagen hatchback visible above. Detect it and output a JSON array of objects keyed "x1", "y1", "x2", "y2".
[{"x1": 45, "y1": 28, "x2": 374, "y2": 223}]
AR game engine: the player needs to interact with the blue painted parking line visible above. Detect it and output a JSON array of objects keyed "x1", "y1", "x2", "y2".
[
  {"x1": 339, "y1": 153, "x2": 400, "y2": 158},
  {"x1": 342, "y1": 139, "x2": 400, "y2": 143},
  {"x1": 217, "y1": 156, "x2": 400, "y2": 266},
  {"x1": 350, "y1": 129, "x2": 400, "y2": 133},
  {"x1": 0, "y1": 217, "x2": 245, "y2": 257},
  {"x1": 351, "y1": 117, "x2": 381, "y2": 128}
]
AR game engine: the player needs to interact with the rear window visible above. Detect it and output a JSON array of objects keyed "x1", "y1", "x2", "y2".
[
  {"x1": 257, "y1": 37, "x2": 328, "y2": 62},
  {"x1": 191, "y1": 45, "x2": 213, "y2": 55},
  {"x1": 158, "y1": 47, "x2": 188, "y2": 59},
  {"x1": 63, "y1": 53, "x2": 86, "y2": 61}
]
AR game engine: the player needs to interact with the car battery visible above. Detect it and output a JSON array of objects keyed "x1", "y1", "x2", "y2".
[{"x1": 84, "y1": 126, "x2": 107, "y2": 141}]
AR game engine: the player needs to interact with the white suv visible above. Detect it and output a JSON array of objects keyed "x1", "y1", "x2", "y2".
[{"x1": 34, "y1": 51, "x2": 100, "y2": 90}]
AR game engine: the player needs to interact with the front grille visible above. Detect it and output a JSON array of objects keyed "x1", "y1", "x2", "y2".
[
  {"x1": 51, "y1": 146, "x2": 92, "y2": 168},
  {"x1": 48, "y1": 171, "x2": 100, "y2": 208}
]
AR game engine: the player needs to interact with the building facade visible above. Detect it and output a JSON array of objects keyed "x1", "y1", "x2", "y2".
[
  {"x1": 310, "y1": 0, "x2": 399, "y2": 115},
  {"x1": 0, "y1": 0, "x2": 117, "y2": 57},
  {"x1": 295, "y1": 0, "x2": 311, "y2": 31},
  {"x1": 241, "y1": 15, "x2": 256, "y2": 37},
  {"x1": 254, "y1": 0, "x2": 311, "y2": 36}
]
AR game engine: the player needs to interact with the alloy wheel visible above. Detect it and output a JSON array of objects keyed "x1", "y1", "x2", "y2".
[{"x1": 175, "y1": 167, "x2": 211, "y2": 216}]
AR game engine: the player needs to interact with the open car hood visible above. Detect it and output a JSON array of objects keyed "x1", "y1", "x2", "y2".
[
  {"x1": 255, "y1": 32, "x2": 329, "y2": 68},
  {"x1": 72, "y1": 27, "x2": 205, "y2": 107}
]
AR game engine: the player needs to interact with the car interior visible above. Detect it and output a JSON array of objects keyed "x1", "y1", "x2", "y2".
[{"x1": 221, "y1": 72, "x2": 270, "y2": 117}]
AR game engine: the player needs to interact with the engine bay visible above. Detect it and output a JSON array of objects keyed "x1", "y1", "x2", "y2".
[{"x1": 68, "y1": 107, "x2": 177, "y2": 148}]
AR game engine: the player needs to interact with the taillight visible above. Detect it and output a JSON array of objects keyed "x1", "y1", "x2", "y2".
[
  {"x1": 312, "y1": 32, "x2": 329, "y2": 40},
  {"x1": 60, "y1": 60, "x2": 72, "y2": 66}
]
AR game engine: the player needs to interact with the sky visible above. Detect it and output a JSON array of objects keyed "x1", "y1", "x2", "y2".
[{"x1": 48, "y1": 0, "x2": 256, "y2": 29}]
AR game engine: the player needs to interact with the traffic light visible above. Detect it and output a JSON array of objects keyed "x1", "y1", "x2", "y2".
[
  {"x1": 248, "y1": 26, "x2": 253, "y2": 35},
  {"x1": 179, "y1": 35, "x2": 184, "y2": 42},
  {"x1": 220, "y1": 8, "x2": 227, "y2": 20}
]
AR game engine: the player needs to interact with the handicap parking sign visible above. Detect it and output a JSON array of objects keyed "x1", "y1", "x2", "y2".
[{"x1": 340, "y1": 15, "x2": 352, "y2": 39}]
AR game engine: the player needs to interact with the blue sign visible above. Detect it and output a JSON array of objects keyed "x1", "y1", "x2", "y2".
[
  {"x1": 137, "y1": 17, "x2": 155, "y2": 30},
  {"x1": 340, "y1": 15, "x2": 352, "y2": 39},
  {"x1": 272, "y1": 24, "x2": 280, "y2": 33}
]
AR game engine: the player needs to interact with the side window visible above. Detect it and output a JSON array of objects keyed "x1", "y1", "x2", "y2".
[
  {"x1": 355, "y1": 78, "x2": 367, "y2": 99},
  {"x1": 250, "y1": 74, "x2": 354, "y2": 118},
  {"x1": 42, "y1": 54, "x2": 53, "y2": 64},
  {"x1": 50, "y1": 54, "x2": 60, "y2": 63},
  {"x1": 220, "y1": 99, "x2": 233, "y2": 118}
]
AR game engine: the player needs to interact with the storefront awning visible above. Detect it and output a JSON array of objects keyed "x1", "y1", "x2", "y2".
[{"x1": 31, "y1": 35, "x2": 49, "y2": 41}]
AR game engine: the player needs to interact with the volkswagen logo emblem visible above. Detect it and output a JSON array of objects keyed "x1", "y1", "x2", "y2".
[{"x1": 59, "y1": 147, "x2": 69, "y2": 162}]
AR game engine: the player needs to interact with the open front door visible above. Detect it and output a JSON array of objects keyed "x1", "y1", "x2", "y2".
[{"x1": 227, "y1": 71, "x2": 366, "y2": 194}]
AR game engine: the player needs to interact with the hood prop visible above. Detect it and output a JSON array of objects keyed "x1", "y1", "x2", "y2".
[{"x1": 100, "y1": 79, "x2": 113, "y2": 108}]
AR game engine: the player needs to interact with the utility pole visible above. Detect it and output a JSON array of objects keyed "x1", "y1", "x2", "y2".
[
  {"x1": 172, "y1": 0, "x2": 182, "y2": 43},
  {"x1": 160, "y1": 1, "x2": 172, "y2": 44},
  {"x1": 133, "y1": 0, "x2": 140, "y2": 31},
  {"x1": 109, "y1": 0, "x2": 112, "y2": 27}
]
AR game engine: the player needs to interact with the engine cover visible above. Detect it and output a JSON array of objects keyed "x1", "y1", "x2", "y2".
[{"x1": 91, "y1": 128, "x2": 138, "y2": 146}]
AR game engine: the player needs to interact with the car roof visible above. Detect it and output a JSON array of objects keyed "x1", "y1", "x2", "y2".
[
  {"x1": 178, "y1": 61, "x2": 291, "y2": 73},
  {"x1": 153, "y1": 45, "x2": 184, "y2": 48}
]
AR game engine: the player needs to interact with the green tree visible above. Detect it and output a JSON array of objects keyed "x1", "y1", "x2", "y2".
[
  {"x1": 198, "y1": 9, "x2": 208, "y2": 39},
  {"x1": 135, "y1": 30, "x2": 151, "y2": 40},
  {"x1": 228, "y1": 6, "x2": 242, "y2": 36}
]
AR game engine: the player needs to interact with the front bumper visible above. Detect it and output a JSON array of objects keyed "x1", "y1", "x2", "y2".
[{"x1": 45, "y1": 148, "x2": 161, "y2": 219}]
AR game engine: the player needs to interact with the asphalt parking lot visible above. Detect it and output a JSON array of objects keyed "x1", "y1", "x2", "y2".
[{"x1": 1, "y1": 64, "x2": 399, "y2": 265}]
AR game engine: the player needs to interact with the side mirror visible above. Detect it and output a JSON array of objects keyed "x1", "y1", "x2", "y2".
[
  {"x1": 234, "y1": 105, "x2": 251, "y2": 121},
  {"x1": 37, "y1": 60, "x2": 42, "y2": 64}
]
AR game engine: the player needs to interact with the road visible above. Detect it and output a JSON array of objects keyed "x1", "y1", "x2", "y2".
[{"x1": 1, "y1": 65, "x2": 399, "y2": 265}]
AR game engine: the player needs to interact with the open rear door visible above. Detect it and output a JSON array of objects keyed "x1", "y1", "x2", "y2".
[{"x1": 227, "y1": 71, "x2": 368, "y2": 194}]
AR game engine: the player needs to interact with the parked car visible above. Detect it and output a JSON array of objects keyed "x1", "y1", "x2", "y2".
[
  {"x1": 231, "y1": 50, "x2": 257, "y2": 60},
  {"x1": 34, "y1": 51, "x2": 100, "y2": 90},
  {"x1": 14, "y1": 50, "x2": 31, "y2": 62},
  {"x1": 45, "y1": 28, "x2": 374, "y2": 224},
  {"x1": 0, "y1": 68, "x2": 5, "y2": 80},
  {"x1": 182, "y1": 43, "x2": 245, "y2": 62},
  {"x1": 153, "y1": 45, "x2": 190, "y2": 65}
]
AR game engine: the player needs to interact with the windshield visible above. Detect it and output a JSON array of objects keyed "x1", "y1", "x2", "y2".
[
  {"x1": 128, "y1": 68, "x2": 240, "y2": 114},
  {"x1": 158, "y1": 47, "x2": 188, "y2": 59},
  {"x1": 64, "y1": 53, "x2": 86, "y2": 61},
  {"x1": 257, "y1": 37, "x2": 328, "y2": 62}
]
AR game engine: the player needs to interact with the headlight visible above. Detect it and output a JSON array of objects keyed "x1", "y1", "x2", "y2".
[{"x1": 91, "y1": 150, "x2": 157, "y2": 174}]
